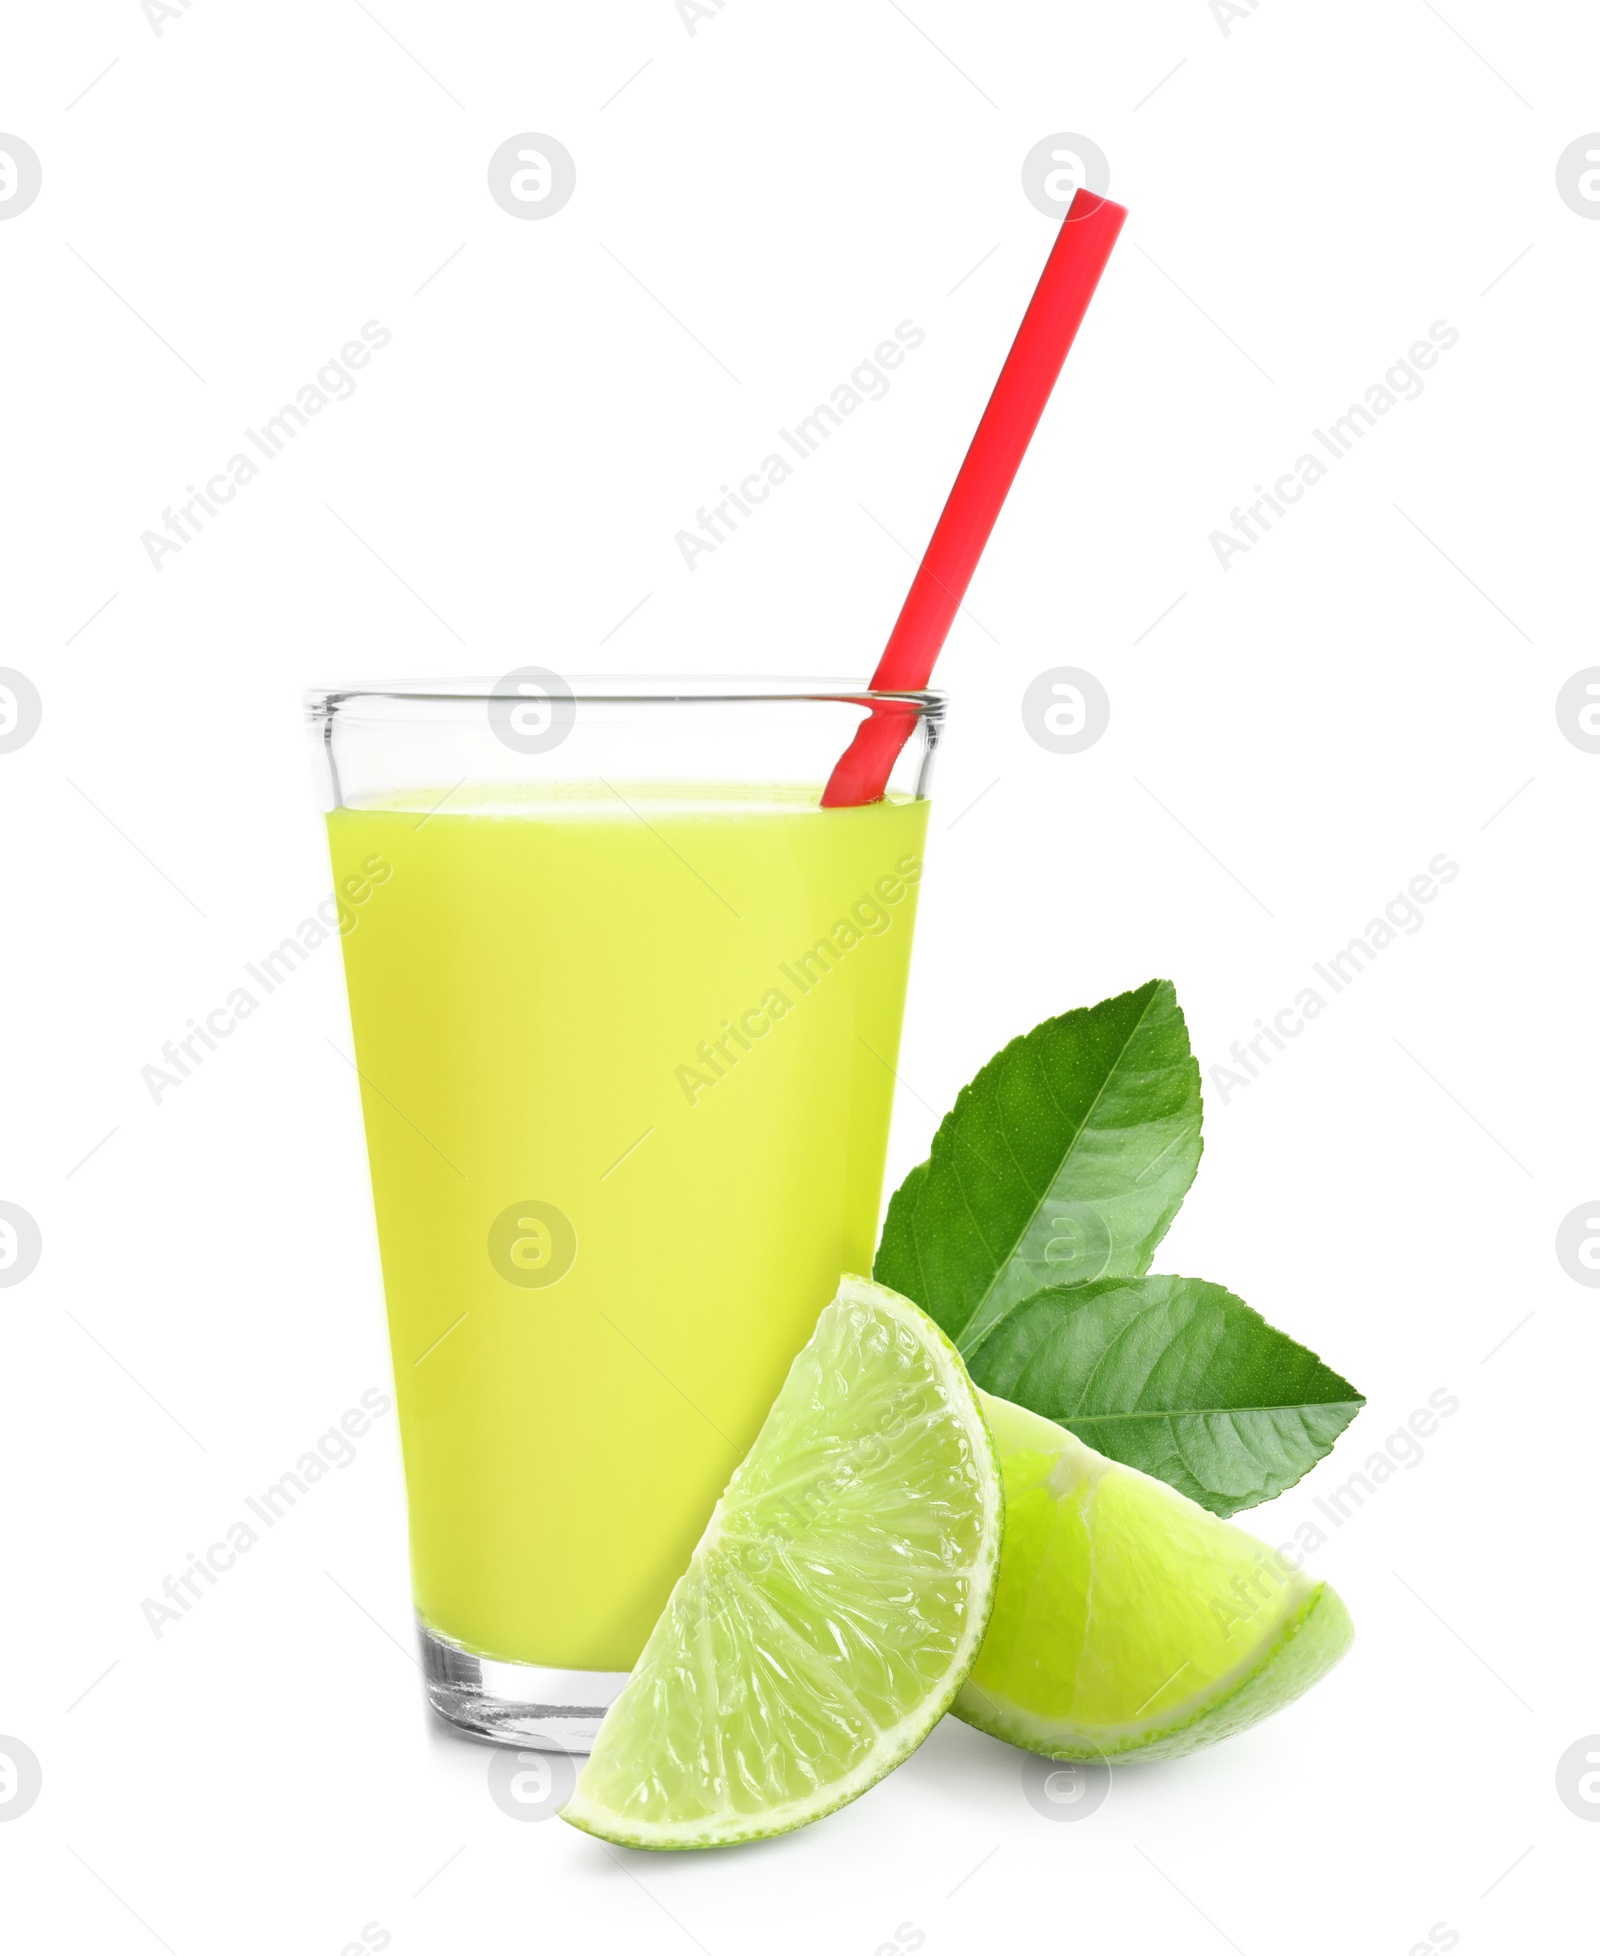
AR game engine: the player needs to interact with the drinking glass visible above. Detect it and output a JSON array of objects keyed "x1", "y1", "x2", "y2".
[{"x1": 306, "y1": 676, "x2": 942, "y2": 1748}]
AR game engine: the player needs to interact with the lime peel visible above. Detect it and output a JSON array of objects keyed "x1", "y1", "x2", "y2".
[{"x1": 956, "y1": 1391, "x2": 1353, "y2": 1762}]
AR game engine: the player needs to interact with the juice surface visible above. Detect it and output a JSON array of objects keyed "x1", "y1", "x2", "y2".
[{"x1": 328, "y1": 784, "x2": 928, "y2": 1670}]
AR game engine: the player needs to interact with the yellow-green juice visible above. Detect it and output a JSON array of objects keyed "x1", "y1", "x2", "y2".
[{"x1": 328, "y1": 785, "x2": 927, "y2": 1673}]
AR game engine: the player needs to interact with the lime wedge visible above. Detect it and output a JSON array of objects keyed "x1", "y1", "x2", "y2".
[
  {"x1": 561, "y1": 1275, "x2": 1003, "y2": 1850},
  {"x1": 958, "y1": 1392, "x2": 1352, "y2": 1762}
]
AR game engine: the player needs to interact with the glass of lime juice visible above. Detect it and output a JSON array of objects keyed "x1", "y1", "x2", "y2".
[{"x1": 305, "y1": 677, "x2": 941, "y2": 1749}]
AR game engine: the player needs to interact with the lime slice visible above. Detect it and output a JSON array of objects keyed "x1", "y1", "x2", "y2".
[
  {"x1": 561, "y1": 1275, "x2": 1003, "y2": 1850},
  {"x1": 958, "y1": 1391, "x2": 1352, "y2": 1762}
]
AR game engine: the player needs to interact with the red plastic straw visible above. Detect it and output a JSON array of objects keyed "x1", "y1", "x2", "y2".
[{"x1": 822, "y1": 188, "x2": 1128, "y2": 807}]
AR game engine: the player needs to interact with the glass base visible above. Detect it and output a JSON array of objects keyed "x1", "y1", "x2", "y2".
[{"x1": 419, "y1": 1618, "x2": 629, "y2": 1752}]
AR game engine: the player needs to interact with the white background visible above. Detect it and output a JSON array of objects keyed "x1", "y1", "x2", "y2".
[{"x1": 3, "y1": 1, "x2": 1598, "y2": 1950}]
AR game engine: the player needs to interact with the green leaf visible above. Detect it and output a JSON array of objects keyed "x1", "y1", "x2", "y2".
[
  {"x1": 874, "y1": 980, "x2": 1202, "y2": 1352},
  {"x1": 967, "y1": 1275, "x2": 1364, "y2": 1516}
]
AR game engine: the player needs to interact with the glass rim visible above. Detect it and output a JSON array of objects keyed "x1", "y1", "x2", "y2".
[{"x1": 304, "y1": 676, "x2": 944, "y2": 712}]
